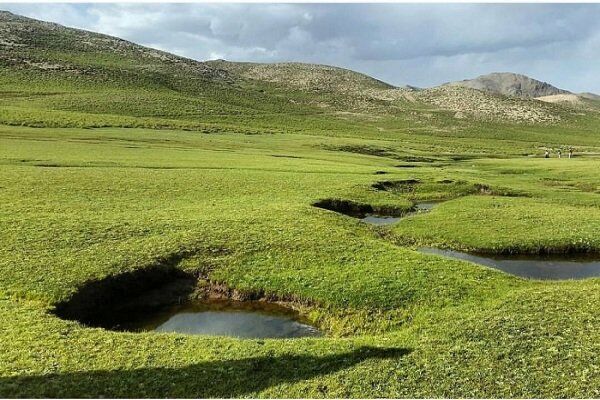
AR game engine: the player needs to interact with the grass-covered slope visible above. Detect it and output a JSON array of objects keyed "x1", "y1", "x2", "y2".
[
  {"x1": 206, "y1": 60, "x2": 394, "y2": 92},
  {"x1": 1, "y1": 10, "x2": 600, "y2": 399}
]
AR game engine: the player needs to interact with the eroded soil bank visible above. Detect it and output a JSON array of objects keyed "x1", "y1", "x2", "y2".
[
  {"x1": 312, "y1": 198, "x2": 402, "y2": 219},
  {"x1": 53, "y1": 261, "x2": 321, "y2": 337},
  {"x1": 54, "y1": 263, "x2": 198, "y2": 329},
  {"x1": 313, "y1": 198, "x2": 440, "y2": 225}
]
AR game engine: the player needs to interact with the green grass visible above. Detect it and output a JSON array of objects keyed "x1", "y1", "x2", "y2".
[
  {"x1": 2, "y1": 11, "x2": 600, "y2": 397},
  {"x1": 1, "y1": 124, "x2": 600, "y2": 397}
]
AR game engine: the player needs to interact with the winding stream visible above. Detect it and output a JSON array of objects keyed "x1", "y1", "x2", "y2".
[{"x1": 419, "y1": 247, "x2": 600, "y2": 280}]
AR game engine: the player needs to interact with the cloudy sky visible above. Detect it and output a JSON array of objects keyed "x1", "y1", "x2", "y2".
[{"x1": 4, "y1": 3, "x2": 600, "y2": 93}]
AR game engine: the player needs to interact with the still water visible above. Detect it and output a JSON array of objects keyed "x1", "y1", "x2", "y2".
[
  {"x1": 420, "y1": 247, "x2": 600, "y2": 280},
  {"x1": 119, "y1": 300, "x2": 322, "y2": 339}
]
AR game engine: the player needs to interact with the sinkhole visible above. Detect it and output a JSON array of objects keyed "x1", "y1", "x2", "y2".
[{"x1": 53, "y1": 265, "x2": 321, "y2": 339}]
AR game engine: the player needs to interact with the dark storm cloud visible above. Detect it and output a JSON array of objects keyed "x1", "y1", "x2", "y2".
[{"x1": 3, "y1": 3, "x2": 600, "y2": 93}]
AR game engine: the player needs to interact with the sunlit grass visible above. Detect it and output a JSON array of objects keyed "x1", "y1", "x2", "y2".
[{"x1": 1, "y1": 124, "x2": 600, "y2": 397}]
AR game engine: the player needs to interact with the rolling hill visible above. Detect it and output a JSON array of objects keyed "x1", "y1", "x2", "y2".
[{"x1": 0, "y1": 10, "x2": 598, "y2": 134}]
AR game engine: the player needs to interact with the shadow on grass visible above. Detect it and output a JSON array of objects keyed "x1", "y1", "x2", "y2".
[{"x1": 0, "y1": 346, "x2": 410, "y2": 398}]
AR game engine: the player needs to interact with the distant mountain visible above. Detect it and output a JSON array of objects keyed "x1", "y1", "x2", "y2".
[{"x1": 446, "y1": 72, "x2": 570, "y2": 98}]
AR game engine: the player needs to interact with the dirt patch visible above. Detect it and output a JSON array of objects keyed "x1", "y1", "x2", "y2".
[
  {"x1": 196, "y1": 280, "x2": 313, "y2": 308},
  {"x1": 416, "y1": 86, "x2": 562, "y2": 123},
  {"x1": 535, "y1": 94, "x2": 584, "y2": 106}
]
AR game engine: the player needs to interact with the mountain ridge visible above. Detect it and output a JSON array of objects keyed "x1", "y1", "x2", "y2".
[
  {"x1": 1, "y1": 9, "x2": 599, "y2": 129},
  {"x1": 3, "y1": 10, "x2": 597, "y2": 99},
  {"x1": 445, "y1": 72, "x2": 571, "y2": 98}
]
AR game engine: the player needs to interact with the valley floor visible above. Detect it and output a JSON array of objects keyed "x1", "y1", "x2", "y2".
[{"x1": 1, "y1": 125, "x2": 599, "y2": 397}]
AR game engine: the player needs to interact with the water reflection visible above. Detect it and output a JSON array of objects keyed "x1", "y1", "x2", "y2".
[
  {"x1": 420, "y1": 247, "x2": 600, "y2": 280},
  {"x1": 120, "y1": 300, "x2": 322, "y2": 339}
]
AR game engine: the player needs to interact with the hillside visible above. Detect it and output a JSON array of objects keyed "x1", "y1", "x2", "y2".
[
  {"x1": 207, "y1": 60, "x2": 393, "y2": 92},
  {"x1": 0, "y1": 11, "x2": 230, "y2": 80},
  {"x1": 4, "y1": 8, "x2": 600, "y2": 399},
  {"x1": 447, "y1": 72, "x2": 569, "y2": 98},
  {"x1": 0, "y1": 10, "x2": 598, "y2": 135},
  {"x1": 580, "y1": 92, "x2": 600, "y2": 101},
  {"x1": 206, "y1": 59, "x2": 417, "y2": 111},
  {"x1": 415, "y1": 85, "x2": 563, "y2": 123}
]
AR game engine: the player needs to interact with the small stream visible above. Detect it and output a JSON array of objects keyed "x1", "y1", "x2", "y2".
[{"x1": 420, "y1": 247, "x2": 600, "y2": 280}]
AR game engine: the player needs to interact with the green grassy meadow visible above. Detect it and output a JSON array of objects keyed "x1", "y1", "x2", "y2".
[
  {"x1": 1, "y1": 123, "x2": 600, "y2": 398},
  {"x1": 2, "y1": 10, "x2": 600, "y2": 398}
]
